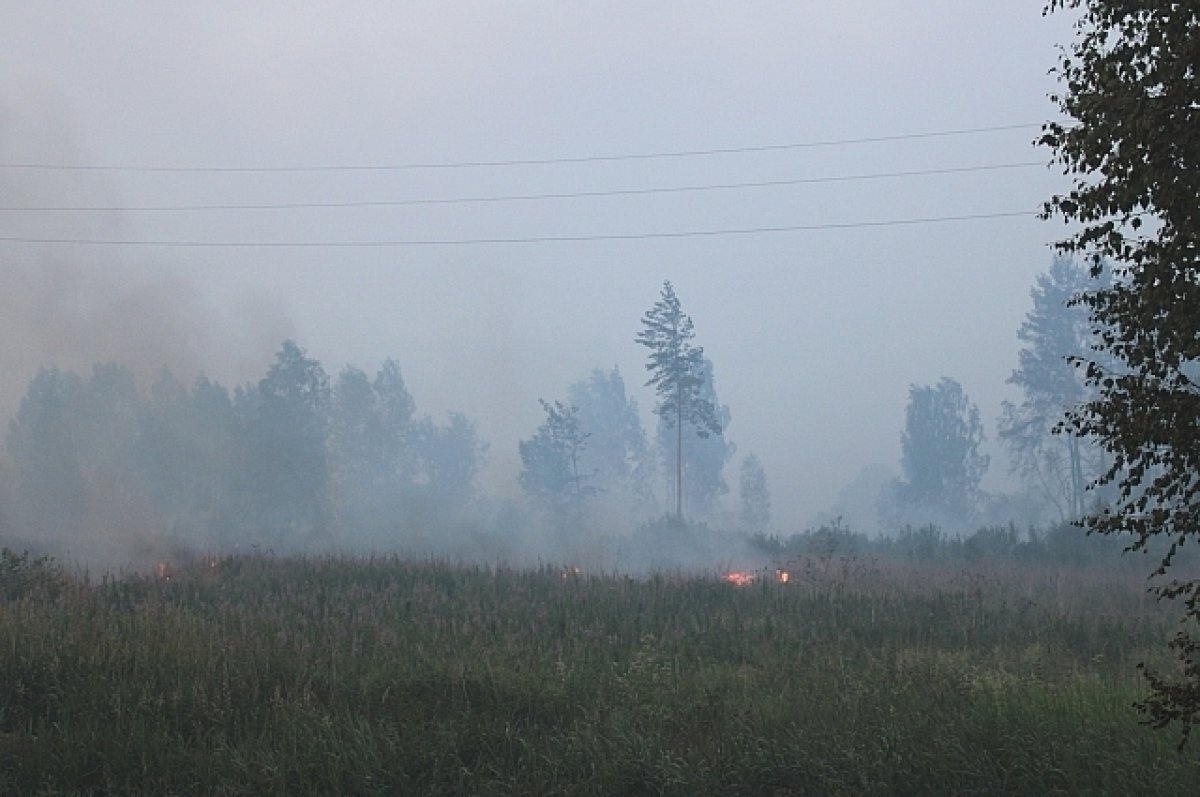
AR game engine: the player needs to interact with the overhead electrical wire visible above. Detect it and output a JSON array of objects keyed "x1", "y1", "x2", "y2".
[
  {"x1": 0, "y1": 123, "x2": 1041, "y2": 173},
  {"x1": 0, "y1": 123, "x2": 1049, "y2": 247},
  {"x1": 0, "y1": 161, "x2": 1046, "y2": 213},
  {"x1": 0, "y1": 209, "x2": 1036, "y2": 247}
]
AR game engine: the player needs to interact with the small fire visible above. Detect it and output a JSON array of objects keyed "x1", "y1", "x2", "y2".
[
  {"x1": 720, "y1": 568, "x2": 790, "y2": 586},
  {"x1": 560, "y1": 565, "x2": 582, "y2": 580},
  {"x1": 720, "y1": 570, "x2": 756, "y2": 587},
  {"x1": 155, "y1": 561, "x2": 173, "y2": 581}
]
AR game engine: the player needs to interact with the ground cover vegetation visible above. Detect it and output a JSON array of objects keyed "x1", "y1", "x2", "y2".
[{"x1": 2, "y1": 539, "x2": 1198, "y2": 795}]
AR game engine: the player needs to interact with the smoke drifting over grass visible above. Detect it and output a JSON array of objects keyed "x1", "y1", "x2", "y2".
[
  {"x1": 0, "y1": 102, "x2": 294, "y2": 569},
  {"x1": 0, "y1": 261, "x2": 294, "y2": 572}
]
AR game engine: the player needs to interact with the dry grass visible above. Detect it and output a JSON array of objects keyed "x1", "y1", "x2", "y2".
[{"x1": 0, "y1": 549, "x2": 1197, "y2": 795}]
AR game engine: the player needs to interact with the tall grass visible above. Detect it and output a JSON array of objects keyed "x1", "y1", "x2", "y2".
[{"x1": 1, "y1": 550, "x2": 1197, "y2": 795}]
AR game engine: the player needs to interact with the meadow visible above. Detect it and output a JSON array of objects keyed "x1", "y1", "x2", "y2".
[{"x1": 1, "y1": 541, "x2": 1198, "y2": 795}]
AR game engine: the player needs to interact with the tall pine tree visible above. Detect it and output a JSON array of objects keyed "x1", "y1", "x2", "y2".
[{"x1": 636, "y1": 281, "x2": 721, "y2": 521}]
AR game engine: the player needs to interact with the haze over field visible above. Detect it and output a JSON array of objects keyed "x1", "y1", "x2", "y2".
[{"x1": 0, "y1": 3, "x2": 1081, "y2": 553}]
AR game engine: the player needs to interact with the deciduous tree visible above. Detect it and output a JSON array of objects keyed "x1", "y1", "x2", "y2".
[
  {"x1": 519, "y1": 400, "x2": 594, "y2": 521},
  {"x1": 738, "y1": 453, "x2": 771, "y2": 533},
  {"x1": 1043, "y1": 0, "x2": 1200, "y2": 744},
  {"x1": 998, "y1": 256, "x2": 1110, "y2": 521},
  {"x1": 5, "y1": 367, "x2": 88, "y2": 537},
  {"x1": 566, "y1": 367, "x2": 654, "y2": 510},
  {"x1": 895, "y1": 378, "x2": 988, "y2": 526},
  {"x1": 412, "y1": 412, "x2": 487, "y2": 507},
  {"x1": 249, "y1": 340, "x2": 332, "y2": 543}
]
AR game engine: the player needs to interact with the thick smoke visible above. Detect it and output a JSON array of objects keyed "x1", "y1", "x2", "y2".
[
  {"x1": 0, "y1": 265, "x2": 295, "y2": 571},
  {"x1": 0, "y1": 262, "x2": 291, "y2": 416},
  {"x1": 0, "y1": 98, "x2": 290, "y2": 416},
  {"x1": 0, "y1": 102, "x2": 292, "y2": 569}
]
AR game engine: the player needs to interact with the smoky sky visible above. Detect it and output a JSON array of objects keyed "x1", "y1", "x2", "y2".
[
  {"x1": 0, "y1": 2, "x2": 1080, "y2": 532},
  {"x1": 0, "y1": 101, "x2": 293, "y2": 417}
]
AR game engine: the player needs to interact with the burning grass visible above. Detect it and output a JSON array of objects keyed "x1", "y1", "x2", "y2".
[{"x1": 0, "y1": 550, "x2": 1197, "y2": 794}]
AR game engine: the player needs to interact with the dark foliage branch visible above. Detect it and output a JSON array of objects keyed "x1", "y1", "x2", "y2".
[{"x1": 1042, "y1": 0, "x2": 1200, "y2": 746}]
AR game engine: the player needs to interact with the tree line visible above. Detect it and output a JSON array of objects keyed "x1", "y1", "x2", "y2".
[
  {"x1": 1, "y1": 342, "x2": 486, "y2": 559},
  {"x1": 0, "y1": 283, "x2": 773, "y2": 562},
  {"x1": 0, "y1": 263, "x2": 1140, "y2": 561}
]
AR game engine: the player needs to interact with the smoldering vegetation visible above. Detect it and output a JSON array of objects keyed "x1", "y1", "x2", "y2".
[{"x1": 2, "y1": 548, "x2": 1198, "y2": 794}]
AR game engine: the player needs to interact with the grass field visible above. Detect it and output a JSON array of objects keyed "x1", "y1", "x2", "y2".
[{"x1": 1, "y1": 546, "x2": 1198, "y2": 795}]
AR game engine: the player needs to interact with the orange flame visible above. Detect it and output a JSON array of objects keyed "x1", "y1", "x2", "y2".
[
  {"x1": 776, "y1": 569, "x2": 790, "y2": 584},
  {"x1": 560, "y1": 565, "x2": 582, "y2": 580},
  {"x1": 155, "y1": 561, "x2": 173, "y2": 581},
  {"x1": 720, "y1": 570, "x2": 756, "y2": 587}
]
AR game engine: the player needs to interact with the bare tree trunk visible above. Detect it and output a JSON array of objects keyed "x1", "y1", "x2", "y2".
[
  {"x1": 675, "y1": 399, "x2": 683, "y2": 521},
  {"x1": 1068, "y1": 435, "x2": 1084, "y2": 518}
]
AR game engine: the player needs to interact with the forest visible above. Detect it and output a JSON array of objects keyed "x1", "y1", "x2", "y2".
[{"x1": 0, "y1": 260, "x2": 1119, "y2": 575}]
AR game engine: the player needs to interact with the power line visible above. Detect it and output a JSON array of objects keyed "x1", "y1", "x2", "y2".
[
  {"x1": 0, "y1": 161, "x2": 1045, "y2": 213},
  {"x1": 0, "y1": 123, "x2": 1041, "y2": 173},
  {"x1": 0, "y1": 210, "x2": 1036, "y2": 247}
]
